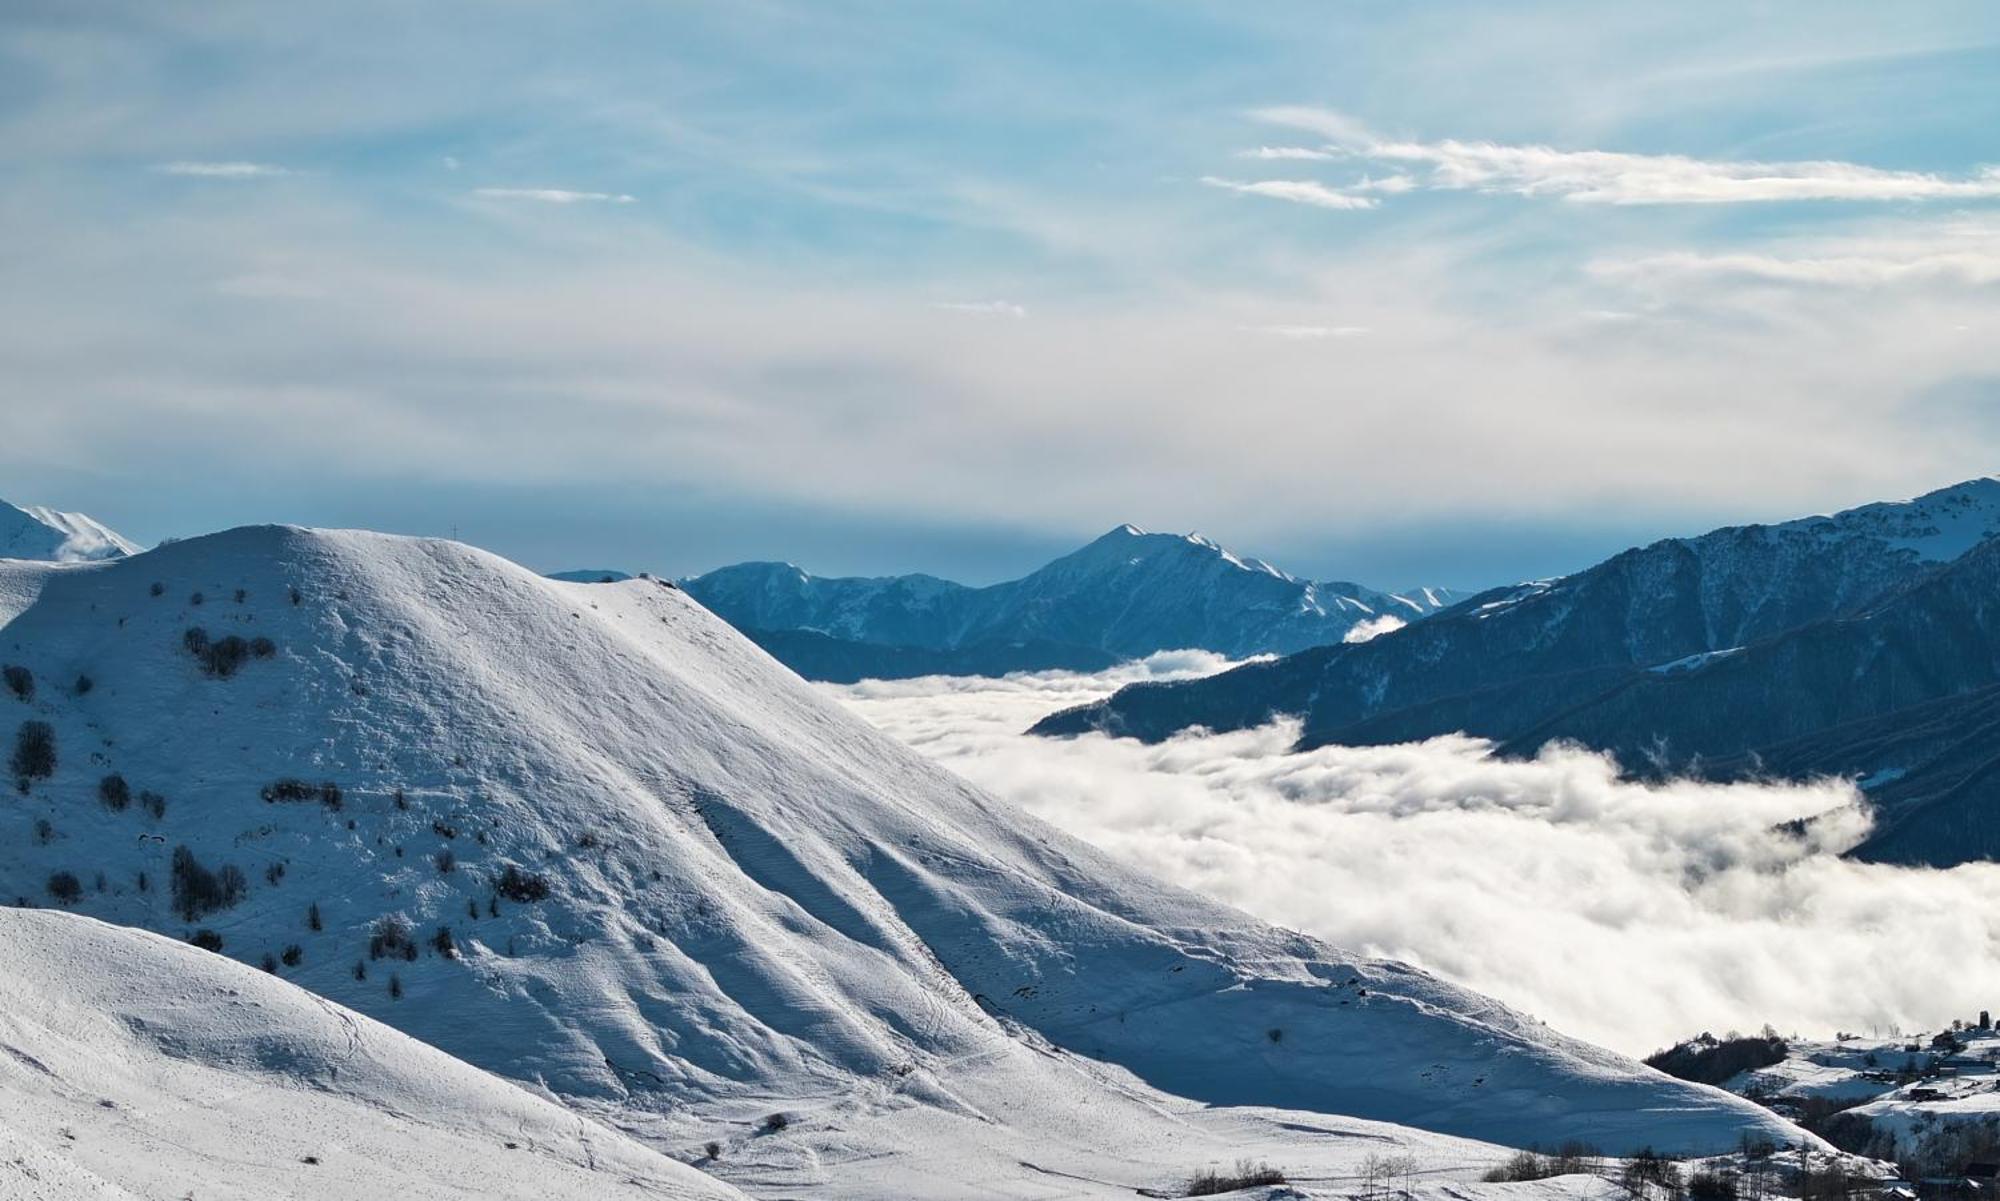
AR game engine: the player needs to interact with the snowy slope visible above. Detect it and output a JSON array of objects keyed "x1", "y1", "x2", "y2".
[
  {"x1": 682, "y1": 524, "x2": 1460, "y2": 676},
  {"x1": 0, "y1": 527, "x2": 1796, "y2": 1196},
  {"x1": 0, "y1": 907, "x2": 742, "y2": 1201},
  {"x1": 0, "y1": 500, "x2": 138, "y2": 563}
]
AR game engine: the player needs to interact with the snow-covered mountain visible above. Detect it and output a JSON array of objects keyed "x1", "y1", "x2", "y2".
[
  {"x1": 681, "y1": 524, "x2": 1460, "y2": 680},
  {"x1": 0, "y1": 500, "x2": 138, "y2": 563},
  {"x1": 0, "y1": 525, "x2": 1793, "y2": 1197},
  {"x1": 1035, "y1": 478, "x2": 2000, "y2": 755},
  {"x1": 0, "y1": 907, "x2": 743, "y2": 1200}
]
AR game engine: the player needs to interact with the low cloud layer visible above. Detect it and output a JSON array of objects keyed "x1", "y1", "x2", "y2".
[{"x1": 829, "y1": 657, "x2": 2000, "y2": 1056}]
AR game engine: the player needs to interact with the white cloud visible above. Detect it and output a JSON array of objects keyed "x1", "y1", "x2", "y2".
[
  {"x1": 11, "y1": 149, "x2": 2000, "y2": 555},
  {"x1": 933, "y1": 300, "x2": 1027, "y2": 318},
  {"x1": 154, "y1": 161, "x2": 293, "y2": 178},
  {"x1": 1251, "y1": 107, "x2": 2000, "y2": 206},
  {"x1": 1588, "y1": 216, "x2": 2000, "y2": 309},
  {"x1": 1342, "y1": 613, "x2": 1405, "y2": 641},
  {"x1": 1201, "y1": 175, "x2": 1379, "y2": 210},
  {"x1": 1608, "y1": 249, "x2": 2000, "y2": 288},
  {"x1": 472, "y1": 188, "x2": 637, "y2": 204},
  {"x1": 829, "y1": 658, "x2": 2000, "y2": 1056},
  {"x1": 1240, "y1": 146, "x2": 1340, "y2": 162}
]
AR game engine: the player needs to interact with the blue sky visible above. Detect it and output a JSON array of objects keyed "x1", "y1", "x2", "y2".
[{"x1": 4, "y1": 2, "x2": 2000, "y2": 588}]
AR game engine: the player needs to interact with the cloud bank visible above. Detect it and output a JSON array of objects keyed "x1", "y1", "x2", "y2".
[{"x1": 829, "y1": 658, "x2": 2000, "y2": 1056}]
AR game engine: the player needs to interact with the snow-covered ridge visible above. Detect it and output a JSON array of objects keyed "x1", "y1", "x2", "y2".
[
  {"x1": 0, "y1": 500, "x2": 138, "y2": 563},
  {"x1": 682, "y1": 522, "x2": 1463, "y2": 667},
  {"x1": 1775, "y1": 476, "x2": 2000, "y2": 563},
  {"x1": 0, "y1": 525, "x2": 1793, "y2": 1194},
  {"x1": 1036, "y1": 476, "x2": 2000, "y2": 753},
  {"x1": 0, "y1": 908, "x2": 741, "y2": 1200}
]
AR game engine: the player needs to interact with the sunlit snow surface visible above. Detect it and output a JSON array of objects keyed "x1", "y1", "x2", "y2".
[{"x1": 0, "y1": 909, "x2": 742, "y2": 1201}]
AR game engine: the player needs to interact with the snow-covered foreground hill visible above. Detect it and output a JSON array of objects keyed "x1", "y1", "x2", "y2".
[
  {"x1": 0, "y1": 907, "x2": 742, "y2": 1200},
  {"x1": 0, "y1": 527, "x2": 1799, "y2": 1196}
]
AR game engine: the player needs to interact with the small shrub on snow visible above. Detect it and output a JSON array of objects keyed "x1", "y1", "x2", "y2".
[
  {"x1": 11, "y1": 721, "x2": 56, "y2": 784},
  {"x1": 307, "y1": 901, "x2": 322, "y2": 932},
  {"x1": 99, "y1": 774, "x2": 131, "y2": 811},
  {"x1": 1483, "y1": 1143, "x2": 1602, "y2": 1182},
  {"x1": 140, "y1": 790, "x2": 166, "y2": 819},
  {"x1": 45, "y1": 871, "x2": 83, "y2": 904},
  {"x1": 1621, "y1": 1149, "x2": 1683, "y2": 1199},
  {"x1": 430, "y1": 925, "x2": 456, "y2": 958},
  {"x1": 1184, "y1": 1160, "x2": 1284, "y2": 1196},
  {"x1": 281, "y1": 944, "x2": 303, "y2": 967},
  {"x1": 369, "y1": 915, "x2": 414, "y2": 960},
  {"x1": 3, "y1": 665, "x2": 33, "y2": 702},
  {"x1": 184, "y1": 628, "x2": 253, "y2": 678},
  {"x1": 495, "y1": 864, "x2": 551, "y2": 903},
  {"x1": 169, "y1": 845, "x2": 247, "y2": 922},
  {"x1": 261, "y1": 778, "x2": 342, "y2": 809},
  {"x1": 388, "y1": 973, "x2": 403, "y2": 1000},
  {"x1": 760, "y1": 1113, "x2": 789, "y2": 1134},
  {"x1": 188, "y1": 929, "x2": 224, "y2": 952},
  {"x1": 72, "y1": 674, "x2": 92, "y2": 696}
]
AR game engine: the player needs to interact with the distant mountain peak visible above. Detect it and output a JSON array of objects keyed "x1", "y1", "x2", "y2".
[
  {"x1": 0, "y1": 499, "x2": 139, "y2": 563},
  {"x1": 1065, "y1": 523, "x2": 1291, "y2": 581},
  {"x1": 682, "y1": 527, "x2": 1461, "y2": 672}
]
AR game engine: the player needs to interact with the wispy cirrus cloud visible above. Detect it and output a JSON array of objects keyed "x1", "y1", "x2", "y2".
[
  {"x1": 932, "y1": 300, "x2": 1027, "y2": 318},
  {"x1": 1240, "y1": 146, "x2": 1339, "y2": 162},
  {"x1": 154, "y1": 161, "x2": 293, "y2": 178},
  {"x1": 1596, "y1": 217, "x2": 2000, "y2": 290},
  {"x1": 1200, "y1": 175, "x2": 1377, "y2": 210},
  {"x1": 1244, "y1": 107, "x2": 2000, "y2": 207},
  {"x1": 472, "y1": 188, "x2": 636, "y2": 204}
]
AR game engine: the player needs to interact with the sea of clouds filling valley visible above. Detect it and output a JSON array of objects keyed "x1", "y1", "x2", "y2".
[{"x1": 824, "y1": 653, "x2": 2000, "y2": 1057}]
